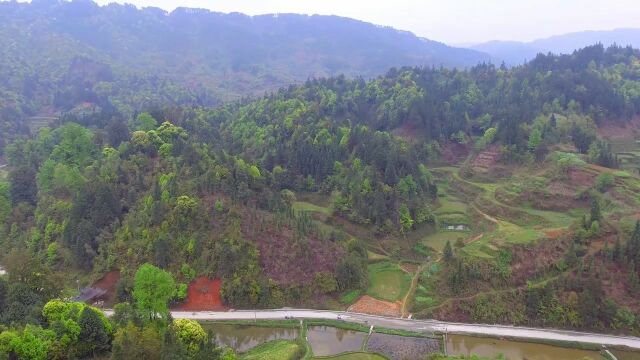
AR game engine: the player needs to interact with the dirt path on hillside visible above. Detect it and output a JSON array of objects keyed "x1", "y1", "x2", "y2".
[
  {"x1": 466, "y1": 233, "x2": 484, "y2": 245},
  {"x1": 472, "y1": 204, "x2": 500, "y2": 225},
  {"x1": 401, "y1": 264, "x2": 425, "y2": 318}
]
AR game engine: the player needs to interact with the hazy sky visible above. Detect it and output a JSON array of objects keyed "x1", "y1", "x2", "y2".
[{"x1": 54, "y1": 0, "x2": 640, "y2": 44}]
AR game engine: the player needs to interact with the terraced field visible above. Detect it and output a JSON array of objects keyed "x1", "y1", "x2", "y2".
[{"x1": 429, "y1": 166, "x2": 585, "y2": 259}]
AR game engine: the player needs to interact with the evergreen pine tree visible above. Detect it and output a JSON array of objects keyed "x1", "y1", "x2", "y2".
[
  {"x1": 613, "y1": 237, "x2": 622, "y2": 263},
  {"x1": 589, "y1": 198, "x2": 601, "y2": 224},
  {"x1": 629, "y1": 261, "x2": 639, "y2": 294},
  {"x1": 566, "y1": 243, "x2": 578, "y2": 267},
  {"x1": 444, "y1": 240, "x2": 454, "y2": 262},
  {"x1": 627, "y1": 221, "x2": 640, "y2": 262}
]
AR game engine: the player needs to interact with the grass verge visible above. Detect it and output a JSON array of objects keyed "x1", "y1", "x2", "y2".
[{"x1": 240, "y1": 340, "x2": 304, "y2": 360}]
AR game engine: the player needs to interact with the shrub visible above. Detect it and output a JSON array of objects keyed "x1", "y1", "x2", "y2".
[
  {"x1": 181, "y1": 264, "x2": 196, "y2": 282},
  {"x1": 596, "y1": 172, "x2": 614, "y2": 192},
  {"x1": 176, "y1": 283, "x2": 188, "y2": 301}
]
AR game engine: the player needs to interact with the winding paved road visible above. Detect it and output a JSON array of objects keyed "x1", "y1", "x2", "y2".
[{"x1": 104, "y1": 308, "x2": 640, "y2": 350}]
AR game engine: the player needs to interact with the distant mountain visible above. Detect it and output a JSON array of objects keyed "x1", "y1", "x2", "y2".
[
  {"x1": 0, "y1": 0, "x2": 490, "y2": 124},
  {"x1": 472, "y1": 28, "x2": 640, "y2": 65},
  {"x1": 470, "y1": 41, "x2": 540, "y2": 65}
]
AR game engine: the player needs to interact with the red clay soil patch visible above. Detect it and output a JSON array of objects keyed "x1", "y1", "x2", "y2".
[
  {"x1": 178, "y1": 277, "x2": 227, "y2": 311},
  {"x1": 348, "y1": 295, "x2": 401, "y2": 317},
  {"x1": 92, "y1": 270, "x2": 120, "y2": 305}
]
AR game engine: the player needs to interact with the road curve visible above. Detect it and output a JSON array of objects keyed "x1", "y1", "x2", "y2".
[{"x1": 103, "y1": 308, "x2": 640, "y2": 350}]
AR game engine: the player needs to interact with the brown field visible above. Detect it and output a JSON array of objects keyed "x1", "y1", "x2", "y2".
[{"x1": 347, "y1": 295, "x2": 401, "y2": 317}]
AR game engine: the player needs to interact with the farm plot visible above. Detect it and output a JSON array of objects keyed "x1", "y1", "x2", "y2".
[
  {"x1": 367, "y1": 262, "x2": 412, "y2": 302},
  {"x1": 365, "y1": 333, "x2": 440, "y2": 360},
  {"x1": 348, "y1": 295, "x2": 402, "y2": 317}
]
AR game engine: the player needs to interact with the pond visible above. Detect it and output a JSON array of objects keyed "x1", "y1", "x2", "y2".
[
  {"x1": 446, "y1": 334, "x2": 606, "y2": 360},
  {"x1": 202, "y1": 323, "x2": 299, "y2": 352},
  {"x1": 306, "y1": 326, "x2": 367, "y2": 356}
]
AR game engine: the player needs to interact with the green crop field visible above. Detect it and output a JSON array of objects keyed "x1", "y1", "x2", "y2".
[
  {"x1": 241, "y1": 340, "x2": 303, "y2": 360},
  {"x1": 367, "y1": 262, "x2": 412, "y2": 302}
]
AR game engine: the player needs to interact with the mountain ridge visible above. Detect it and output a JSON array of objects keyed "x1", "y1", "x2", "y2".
[
  {"x1": 0, "y1": 0, "x2": 490, "y2": 124},
  {"x1": 471, "y1": 28, "x2": 640, "y2": 64}
]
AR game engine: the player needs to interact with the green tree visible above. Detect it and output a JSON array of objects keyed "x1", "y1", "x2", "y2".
[
  {"x1": 77, "y1": 307, "x2": 111, "y2": 357},
  {"x1": 111, "y1": 322, "x2": 162, "y2": 360},
  {"x1": 629, "y1": 262, "x2": 639, "y2": 294},
  {"x1": 589, "y1": 197, "x2": 601, "y2": 224},
  {"x1": 172, "y1": 319, "x2": 207, "y2": 357},
  {"x1": 50, "y1": 123, "x2": 95, "y2": 167},
  {"x1": 10, "y1": 325, "x2": 55, "y2": 360},
  {"x1": 8, "y1": 166, "x2": 37, "y2": 205},
  {"x1": 443, "y1": 240, "x2": 454, "y2": 262},
  {"x1": 527, "y1": 127, "x2": 542, "y2": 152},
  {"x1": 336, "y1": 255, "x2": 366, "y2": 291},
  {"x1": 595, "y1": 172, "x2": 614, "y2": 192},
  {"x1": 131, "y1": 112, "x2": 158, "y2": 132},
  {"x1": 133, "y1": 263, "x2": 176, "y2": 323},
  {"x1": 313, "y1": 272, "x2": 337, "y2": 294},
  {"x1": 399, "y1": 204, "x2": 414, "y2": 232},
  {"x1": 181, "y1": 264, "x2": 196, "y2": 282}
]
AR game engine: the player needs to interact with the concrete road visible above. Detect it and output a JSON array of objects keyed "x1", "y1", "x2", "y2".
[{"x1": 103, "y1": 308, "x2": 640, "y2": 350}]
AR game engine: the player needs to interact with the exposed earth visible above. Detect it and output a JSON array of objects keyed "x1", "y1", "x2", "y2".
[{"x1": 178, "y1": 276, "x2": 227, "y2": 311}]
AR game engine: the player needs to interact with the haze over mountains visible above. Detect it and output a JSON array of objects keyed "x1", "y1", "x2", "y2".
[
  {"x1": 471, "y1": 28, "x2": 640, "y2": 65},
  {"x1": 0, "y1": 0, "x2": 488, "y2": 114}
]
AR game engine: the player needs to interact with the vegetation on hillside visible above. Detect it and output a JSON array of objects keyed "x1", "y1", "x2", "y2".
[{"x1": 2, "y1": 41, "x2": 640, "y2": 358}]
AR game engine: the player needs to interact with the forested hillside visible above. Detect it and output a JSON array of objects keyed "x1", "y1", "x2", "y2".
[
  {"x1": 2, "y1": 43, "x2": 640, "y2": 358},
  {"x1": 0, "y1": 0, "x2": 490, "y2": 148}
]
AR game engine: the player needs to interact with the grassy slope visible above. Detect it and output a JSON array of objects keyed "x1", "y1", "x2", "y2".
[
  {"x1": 367, "y1": 261, "x2": 412, "y2": 302},
  {"x1": 293, "y1": 201, "x2": 333, "y2": 216}
]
